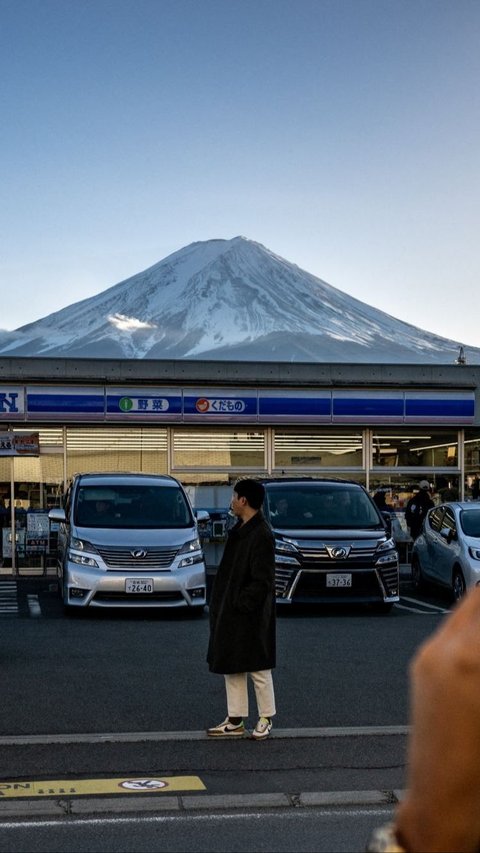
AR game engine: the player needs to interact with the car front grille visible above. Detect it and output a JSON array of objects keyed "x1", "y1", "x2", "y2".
[
  {"x1": 298, "y1": 542, "x2": 378, "y2": 565},
  {"x1": 96, "y1": 546, "x2": 179, "y2": 570},
  {"x1": 378, "y1": 564, "x2": 400, "y2": 596},
  {"x1": 275, "y1": 567, "x2": 297, "y2": 597}
]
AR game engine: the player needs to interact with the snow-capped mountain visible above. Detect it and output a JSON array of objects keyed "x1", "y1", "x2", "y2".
[{"x1": 0, "y1": 236, "x2": 478, "y2": 363}]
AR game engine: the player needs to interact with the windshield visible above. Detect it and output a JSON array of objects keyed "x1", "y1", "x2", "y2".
[
  {"x1": 460, "y1": 509, "x2": 480, "y2": 538},
  {"x1": 265, "y1": 484, "x2": 382, "y2": 530},
  {"x1": 74, "y1": 484, "x2": 193, "y2": 529}
]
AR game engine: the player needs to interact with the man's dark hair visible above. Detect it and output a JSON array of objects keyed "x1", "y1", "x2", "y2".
[{"x1": 234, "y1": 479, "x2": 265, "y2": 510}]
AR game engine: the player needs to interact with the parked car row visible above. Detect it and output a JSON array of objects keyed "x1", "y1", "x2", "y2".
[{"x1": 49, "y1": 473, "x2": 400, "y2": 615}]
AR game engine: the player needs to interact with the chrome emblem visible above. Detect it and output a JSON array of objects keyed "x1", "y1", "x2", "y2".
[
  {"x1": 326, "y1": 546, "x2": 351, "y2": 559},
  {"x1": 131, "y1": 549, "x2": 148, "y2": 559}
]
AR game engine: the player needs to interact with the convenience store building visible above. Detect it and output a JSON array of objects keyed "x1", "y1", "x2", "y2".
[{"x1": 1, "y1": 356, "x2": 479, "y2": 574}]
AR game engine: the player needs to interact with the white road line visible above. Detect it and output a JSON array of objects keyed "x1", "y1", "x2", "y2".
[
  {"x1": 401, "y1": 595, "x2": 450, "y2": 612},
  {"x1": 396, "y1": 603, "x2": 445, "y2": 614},
  {"x1": 0, "y1": 806, "x2": 396, "y2": 829},
  {"x1": 397, "y1": 598, "x2": 449, "y2": 614},
  {"x1": 27, "y1": 594, "x2": 42, "y2": 617}
]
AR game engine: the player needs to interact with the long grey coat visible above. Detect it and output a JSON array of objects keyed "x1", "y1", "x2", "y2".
[{"x1": 207, "y1": 511, "x2": 276, "y2": 674}]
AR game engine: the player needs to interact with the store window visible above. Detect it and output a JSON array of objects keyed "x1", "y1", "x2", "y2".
[
  {"x1": 464, "y1": 428, "x2": 480, "y2": 500},
  {"x1": 66, "y1": 427, "x2": 168, "y2": 478},
  {"x1": 273, "y1": 429, "x2": 363, "y2": 470},
  {"x1": 369, "y1": 473, "x2": 461, "y2": 510},
  {"x1": 371, "y1": 428, "x2": 459, "y2": 468},
  {"x1": 172, "y1": 428, "x2": 266, "y2": 471}
]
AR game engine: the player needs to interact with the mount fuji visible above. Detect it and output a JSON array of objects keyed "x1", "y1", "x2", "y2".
[{"x1": 0, "y1": 236, "x2": 478, "y2": 363}]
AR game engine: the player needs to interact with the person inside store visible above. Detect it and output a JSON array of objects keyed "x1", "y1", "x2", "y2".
[
  {"x1": 405, "y1": 480, "x2": 434, "y2": 540},
  {"x1": 472, "y1": 475, "x2": 480, "y2": 501},
  {"x1": 206, "y1": 478, "x2": 276, "y2": 740},
  {"x1": 0, "y1": 498, "x2": 8, "y2": 530},
  {"x1": 366, "y1": 584, "x2": 480, "y2": 852},
  {"x1": 373, "y1": 489, "x2": 389, "y2": 511}
]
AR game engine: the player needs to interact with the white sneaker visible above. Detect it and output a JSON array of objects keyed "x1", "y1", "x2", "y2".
[
  {"x1": 207, "y1": 717, "x2": 245, "y2": 737},
  {"x1": 252, "y1": 716, "x2": 273, "y2": 739}
]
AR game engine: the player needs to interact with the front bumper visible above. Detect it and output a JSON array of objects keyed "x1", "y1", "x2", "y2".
[
  {"x1": 63, "y1": 562, "x2": 207, "y2": 608},
  {"x1": 275, "y1": 559, "x2": 399, "y2": 605}
]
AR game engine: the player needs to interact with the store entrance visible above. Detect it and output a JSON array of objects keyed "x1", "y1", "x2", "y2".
[
  {"x1": 0, "y1": 481, "x2": 63, "y2": 576},
  {"x1": 0, "y1": 431, "x2": 64, "y2": 576}
]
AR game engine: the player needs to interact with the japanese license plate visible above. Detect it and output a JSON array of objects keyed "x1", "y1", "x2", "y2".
[
  {"x1": 326, "y1": 573, "x2": 352, "y2": 588},
  {"x1": 125, "y1": 578, "x2": 154, "y2": 594}
]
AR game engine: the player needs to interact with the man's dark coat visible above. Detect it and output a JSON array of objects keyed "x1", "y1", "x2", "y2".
[{"x1": 207, "y1": 511, "x2": 276, "y2": 674}]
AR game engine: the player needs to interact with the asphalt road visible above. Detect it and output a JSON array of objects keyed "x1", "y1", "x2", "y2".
[
  {"x1": 0, "y1": 803, "x2": 396, "y2": 852},
  {"x1": 0, "y1": 571, "x2": 452, "y2": 851}
]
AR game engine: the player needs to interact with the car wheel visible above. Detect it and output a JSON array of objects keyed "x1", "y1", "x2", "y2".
[
  {"x1": 411, "y1": 555, "x2": 425, "y2": 591},
  {"x1": 452, "y1": 567, "x2": 466, "y2": 603}
]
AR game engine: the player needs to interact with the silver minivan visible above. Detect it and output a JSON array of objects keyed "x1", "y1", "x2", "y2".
[{"x1": 49, "y1": 472, "x2": 209, "y2": 611}]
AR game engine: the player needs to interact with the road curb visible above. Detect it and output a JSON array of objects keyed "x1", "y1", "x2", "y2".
[
  {"x1": 0, "y1": 725, "x2": 410, "y2": 746},
  {"x1": 0, "y1": 789, "x2": 406, "y2": 819}
]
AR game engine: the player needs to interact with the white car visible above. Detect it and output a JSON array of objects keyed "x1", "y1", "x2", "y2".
[
  {"x1": 49, "y1": 472, "x2": 209, "y2": 612},
  {"x1": 411, "y1": 502, "x2": 480, "y2": 601}
]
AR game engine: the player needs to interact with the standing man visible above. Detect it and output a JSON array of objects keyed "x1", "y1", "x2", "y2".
[
  {"x1": 207, "y1": 478, "x2": 276, "y2": 740},
  {"x1": 405, "y1": 480, "x2": 434, "y2": 540}
]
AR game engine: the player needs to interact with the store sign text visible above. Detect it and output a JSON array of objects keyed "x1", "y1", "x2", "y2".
[
  {"x1": 119, "y1": 396, "x2": 170, "y2": 413},
  {"x1": 0, "y1": 392, "x2": 19, "y2": 413},
  {"x1": 195, "y1": 398, "x2": 246, "y2": 413}
]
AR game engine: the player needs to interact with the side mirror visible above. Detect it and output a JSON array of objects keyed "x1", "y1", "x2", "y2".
[
  {"x1": 195, "y1": 509, "x2": 210, "y2": 524},
  {"x1": 48, "y1": 507, "x2": 66, "y2": 523}
]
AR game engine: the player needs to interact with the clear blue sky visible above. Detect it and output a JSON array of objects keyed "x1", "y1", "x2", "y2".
[{"x1": 2, "y1": 0, "x2": 479, "y2": 349}]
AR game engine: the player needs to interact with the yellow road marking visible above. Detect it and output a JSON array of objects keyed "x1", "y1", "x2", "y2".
[{"x1": 0, "y1": 775, "x2": 205, "y2": 798}]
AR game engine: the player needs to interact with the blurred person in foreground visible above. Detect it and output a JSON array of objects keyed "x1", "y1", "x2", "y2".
[
  {"x1": 206, "y1": 478, "x2": 276, "y2": 740},
  {"x1": 366, "y1": 585, "x2": 480, "y2": 852}
]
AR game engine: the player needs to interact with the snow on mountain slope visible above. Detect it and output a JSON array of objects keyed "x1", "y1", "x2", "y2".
[{"x1": 0, "y1": 236, "x2": 478, "y2": 363}]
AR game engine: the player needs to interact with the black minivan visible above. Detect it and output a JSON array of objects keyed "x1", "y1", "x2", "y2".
[{"x1": 262, "y1": 478, "x2": 399, "y2": 612}]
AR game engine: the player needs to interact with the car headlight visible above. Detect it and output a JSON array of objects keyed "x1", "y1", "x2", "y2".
[
  {"x1": 468, "y1": 546, "x2": 480, "y2": 561},
  {"x1": 178, "y1": 537, "x2": 204, "y2": 568},
  {"x1": 178, "y1": 553, "x2": 204, "y2": 568},
  {"x1": 275, "y1": 537, "x2": 298, "y2": 555},
  {"x1": 376, "y1": 537, "x2": 396, "y2": 553},
  {"x1": 71, "y1": 537, "x2": 97, "y2": 552},
  {"x1": 68, "y1": 538, "x2": 99, "y2": 567},
  {"x1": 68, "y1": 552, "x2": 99, "y2": 568},
  {"x1": 178, "y1": 537, "x2": 201, "y2": 554}
]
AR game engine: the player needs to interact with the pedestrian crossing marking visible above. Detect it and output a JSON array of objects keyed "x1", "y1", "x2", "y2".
[
  {"x1": 0, "y1": 775, "x2": 205, "y2": 798},
  {"x1": 0, "y1": 581, "x2": 18, "y2": 616}
]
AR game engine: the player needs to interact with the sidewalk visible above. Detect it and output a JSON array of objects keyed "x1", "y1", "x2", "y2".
[{"x1": 0, "y1": 788, "x2": 405, "y2": 819}]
